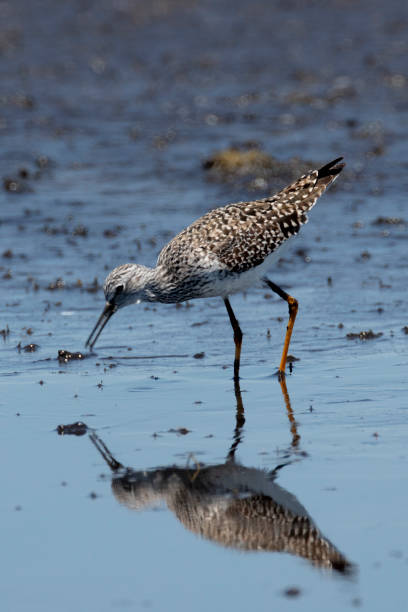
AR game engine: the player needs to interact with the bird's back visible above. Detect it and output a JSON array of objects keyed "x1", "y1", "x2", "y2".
[{"x1": 157, "y1": 158, "x2": 344, "y2": 277}]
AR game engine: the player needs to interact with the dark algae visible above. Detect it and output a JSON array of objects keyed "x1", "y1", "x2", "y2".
[
  {"x1": 346, "y1": 330, "x2": 383, "y2": 340},
  {"x1": 56, "y1": 422, "x2": 88, "y2": 436},
  {"x1": 58, "y1": 349, "x2": 86, "y2": 363}
]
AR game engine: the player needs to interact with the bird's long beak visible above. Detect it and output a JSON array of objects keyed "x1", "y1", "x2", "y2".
[{"x1": 85, "y1": 302, "x2": 117, "y2": 351}]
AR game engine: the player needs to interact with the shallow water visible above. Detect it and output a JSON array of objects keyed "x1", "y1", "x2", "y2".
[{"x1": 1, "y1": 0, "x2": 408, "y2": 610}]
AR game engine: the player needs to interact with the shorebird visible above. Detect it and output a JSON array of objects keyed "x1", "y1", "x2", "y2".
[
  {"x1": 86, "y1": 426, "x2": 352, "y2": 572},
  {"x1": 86, "y1": 157, "x2": 344, "y2": 379}
]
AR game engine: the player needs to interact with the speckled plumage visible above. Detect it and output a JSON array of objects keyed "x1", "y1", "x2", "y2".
[
  {"x1": 159, "y1": 166, "x2": 324, "y2": 278},
  {"x1": 104, "y1": 158, "x2": 344, "y2": 304},
  {"x1": 86, "y1": 157, "x2": 344, "y2": 373},
  {"x1": 109, "y1": 461, "x2": 351, "y2": 572}
]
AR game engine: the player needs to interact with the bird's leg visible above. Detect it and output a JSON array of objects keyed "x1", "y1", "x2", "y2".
[
  {"x1": 226, "y1": 377, "x2": 246, "y2": 462},
  {"x1": 89, "y1": 432, "x2": 124, "y2": 472},
  {"x1": 278, "y1": 375, "x2": 300, "y2": 448},
  {"x1": 224, "y1": 298, "x2": 243, "y2": 381},
  {"x1": 263, "y1": 278, "x2": 298, "y2": 380}
]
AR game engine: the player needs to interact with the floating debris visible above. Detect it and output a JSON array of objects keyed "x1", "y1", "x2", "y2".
[
  {"x1": 283, "y1": 586, "x2": 301, "y2": 598},
  {"x1": 56, "y1": 421, "x2": 88, "y2": 436},
  {"x1": 168, "y1": 427, "x2": 191, "y2": 435},
  {"x1": 72, "y1": 224, "x2": 88, "y2": 237},
  {"x1": 346, "y1": 330, "x2": 383, "y2": 340},
  {"x1": 3, "y1": 176, "x2": 30, "y2": 193},
  {"x1": 36, "y1": 155, "x2": 52, "y2": 169},
  {"x1": 42, "y1": 224, "x2": 68, "y2": 236},
  {"x1": 372, "y1": 216, "x2": 406, "y2": 226},
  {"x1": 287, "y1": 354, "x2": 299, "y2": 374},
  {"x1": 13, "y1": 93, "x2": 34, "y2": 109},
  {"x1": 193, "y1": 352, "x2": 205, "y2": 359},
  {"x1": 58, "y1": 349, "x2": 86, "y2": 363},
  {"x1": 359, "y1": 251, "x2": 371, "y2": 261},
  {"x1": 287, "y1": 355, "x2": 300, "y2": 363},
  {"x1": 21, "y1": 343, "x2": 39, "y2": 352},
  {"x1": 47, "y1": 278, "x2": 65, "y2": 290},
  {"x1": 103, "y1": 226, "x2": 122, "y2": 238}
]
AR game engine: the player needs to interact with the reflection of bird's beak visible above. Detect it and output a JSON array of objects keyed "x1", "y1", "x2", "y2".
[{"x1": 85, "y1": 302, "x2": 117, "y2": 351}]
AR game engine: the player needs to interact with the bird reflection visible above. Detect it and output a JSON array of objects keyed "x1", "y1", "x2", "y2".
[{"x1": 83, "y1": 379, "x2": 352, "y2": 575}]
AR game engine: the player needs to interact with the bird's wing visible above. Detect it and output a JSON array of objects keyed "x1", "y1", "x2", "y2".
[
  {"x1": 209, "y1": 157, "x2": 344, "y2": 274},
  {"x1": 211, "y1": 207, "x2": 307, "y2": 273},
  {"x1": 158, "y1": 158, "x2": 344, "y2": 275}
]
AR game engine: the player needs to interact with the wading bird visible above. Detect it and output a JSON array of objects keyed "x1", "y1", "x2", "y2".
[{"x1": 86, "y1": 157, "x2": 344, "y2": 379}]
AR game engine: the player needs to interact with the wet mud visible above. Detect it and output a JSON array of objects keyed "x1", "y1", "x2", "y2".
[{"x1": 1, "y1": 1, "x2": 408, "y2": 611}]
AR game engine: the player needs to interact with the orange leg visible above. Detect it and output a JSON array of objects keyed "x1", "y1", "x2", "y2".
[
  {"x1": 224, "y1": 297, "x2": 243, "y2": 381},
  {"x1": 264, "y1": 278, "x2": 299, "y2": 380},
  {"x1": 279, "y1": 375, "x2": 300, "y2": 448}
]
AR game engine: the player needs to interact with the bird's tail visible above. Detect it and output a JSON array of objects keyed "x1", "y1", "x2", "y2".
[
  {"x1": 316, "y1": 157, "x2": 345, "y2": 187},
  {"x1": 272, "y1": 157, "x2": 345, "y2": 216}
]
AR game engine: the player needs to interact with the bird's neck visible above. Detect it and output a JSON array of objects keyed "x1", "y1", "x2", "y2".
[{"x1": 131, "y1": 265, "x2": 174, "y2": 303}]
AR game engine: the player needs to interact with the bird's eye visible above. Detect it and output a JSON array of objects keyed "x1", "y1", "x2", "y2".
[{"x1": 115, "y1": 285, "x2": 124, "y2": 296}]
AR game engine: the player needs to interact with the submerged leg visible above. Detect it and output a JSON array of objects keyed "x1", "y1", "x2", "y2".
[
  {"x1": 263, "y1": 277, "x2": 298, "y2": 380},
  {"x1": 226, "y1": 369, "x2": 299, "y2": 462},
  {"x1": 279, "y1": 375, "x2": 300, "y2": 448},
  {"x1": 226, "y1": 378, "x2": 246, "y2": 462},
  {"x1": 89, "y1": 432, "x2": 124, "y2": 472},
  {"x1": 224, "y1": 297, "x2": 243, "y2": 381}
]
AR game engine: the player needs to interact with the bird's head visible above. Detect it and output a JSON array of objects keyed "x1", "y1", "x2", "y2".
[
  {"x1": 103, "y1": 263, "x2": 150, "y2": 309},
  {"x1": 86, "y1": 263, "x2": 152, "y2": 350}
]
